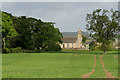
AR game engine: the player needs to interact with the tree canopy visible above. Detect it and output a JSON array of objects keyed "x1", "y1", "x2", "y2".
[
  {"x1": 2, "y1": 12, "x2": 18, "y2": 48},
  {"x1": 86, "y1": 9, "x2": 119, "y2": 53},
  {"x1": 2, "y1": 11, "x2": 63, "y2": 52}
]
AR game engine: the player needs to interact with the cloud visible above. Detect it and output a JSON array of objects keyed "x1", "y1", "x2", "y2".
[
  {"x1": 2, "y1": 0, "x2": 119, "y2": 2},
  {"x1": 2, "y1": 2, "x2": 118, "y2": 32}
]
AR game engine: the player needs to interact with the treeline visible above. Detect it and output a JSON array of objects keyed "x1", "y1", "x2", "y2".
[{"x1": 2, "y1": 11, "x2": 63, "y2": 53}]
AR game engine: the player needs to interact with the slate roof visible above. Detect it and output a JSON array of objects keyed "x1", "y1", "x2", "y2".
[
  {"x1": 62, "y1": 32, "x2": 77, "y2": 37},
  {"x1": 62, "y1": 32, "x2": 90, "y2": 38},
  {"x1": 62, "y1": 37, "x2": 77, "y2": 43}
]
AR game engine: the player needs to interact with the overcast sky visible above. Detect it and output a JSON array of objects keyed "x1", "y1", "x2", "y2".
[{"x1": 2, "y1": 2, "x2": 118, "y2": 32}]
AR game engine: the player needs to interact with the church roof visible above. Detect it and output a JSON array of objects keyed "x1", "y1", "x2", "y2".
[
  {"x1": 62, "y1": 37, "x2": 77, "y2": 43},
  {"x1": 62, "y1": 32, "x2": 77, "y2": 37}
]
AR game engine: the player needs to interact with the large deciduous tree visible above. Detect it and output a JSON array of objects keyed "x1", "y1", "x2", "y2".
[
  {"x1": 18, "y1": 16, "x2": 38, "y2": 49},
  {"x1": 86, "y1": 9, "x2": 119, "y2": 53},
  {"x1": 2, "y1": 12, "x2": 17, "y2": 49},
  {"x1": 2, "y1": 11, "x2": 63, "y2": 51},
  {"x1": 11, "y1": 16, "x2": 63, "y2": 51}
]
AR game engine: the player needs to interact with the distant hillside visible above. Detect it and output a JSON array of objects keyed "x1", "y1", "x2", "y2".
[{"x1": 62, "y1": 31, "x2": 90, "y2": 38}]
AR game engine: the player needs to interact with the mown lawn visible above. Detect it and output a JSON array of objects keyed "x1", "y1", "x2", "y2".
[
  {"x1": 90, "y1": 54, "x2": 118, "y2": 78},
  {"x1": 2, "y1": 53, "x2": 118, "y2": 78},
  {"x1": 102, "y1": 54, "x2": 118, "y2": 78}
]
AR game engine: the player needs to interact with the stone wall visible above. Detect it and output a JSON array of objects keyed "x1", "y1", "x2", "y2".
[{"x1": 60, "y1": 43, "x2": 76, "y2": 48}]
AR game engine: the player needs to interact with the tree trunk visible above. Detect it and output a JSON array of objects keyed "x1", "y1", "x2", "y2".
[
  {"x1": 104, "y1": 50, "x2": 106, "y2": 54},
  {"x1": 3, "y1": 37, "x2": 6, "y2": 49}
]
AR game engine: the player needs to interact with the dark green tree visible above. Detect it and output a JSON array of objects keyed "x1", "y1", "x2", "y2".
[
  {"x1": 82, "y1": 35, "x2": 87, "y2": 45},
  {"x1": 86, "y1": 9, "x2": 119, "y2": 53},
  {"x1": 41, "y1": 23, "x2": 63, "y2": 51},
  {"x1": 3, "y1": 11, "x2": 63, "y2": 51},
  {"x1": 13, "y1": 16, "x2": 38, "y2": 49},
  {"x1": 89, "y1": 41, "x2": 96, "y2": 50}
]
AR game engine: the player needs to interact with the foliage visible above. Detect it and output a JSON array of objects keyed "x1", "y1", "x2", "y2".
[
  {"x1": 11, "y1": 47, "x2": 22, "y2": 53},
  {"x1": 2, "y1": 12, "x2": 18, "y2": 49},
  {"x1": 89, "y1": 41, "x2": 96, "y2": 50},
  {"x1": 2, "y1": 53, "x2": 118, "y2": 78},
  {"x1": 99, "y1": 42, "x2": 117, "y2": 51},
  {"x1": 44, "y1": 40, "x2": 61, "y2": 51},
  {"x1": 2, "y1": 47, "x2": 23, "y2": 53},
  {"x1": 2, "y1": 11, "x2": 63, "y2": 52},
  {"x1": 86, "y1": 9, "x2": 119, "y2": 53},
  {"x1": 82, "y1": 35, "x2": 87, "y2": 46},
  {"x1": 2, "y1": 48, "x2": 11, "y2": 53},
  {"x1": 23, "y1": 49, "x2": 42, "y2": 53}
]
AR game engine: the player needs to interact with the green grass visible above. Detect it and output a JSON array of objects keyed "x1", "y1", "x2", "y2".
[
  {"x1": 102, "y1": 54, "x2": 118, "y2": 78},
  {"x1": 2, "y1": 53, "x2": 118, "y2": 78},
  {"x1": 89, "y1": 55, "x2": 106, "y2": 78},
  {"x1": 89, "y1": 55, "x2": 118, "y2": 78},
  {"x1": 61, "y1": 49, "x2": 119, "y2": 54}
]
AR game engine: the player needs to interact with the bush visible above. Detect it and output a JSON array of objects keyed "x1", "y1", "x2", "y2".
[
  {"x1": 44, "y1": 44, "x2": 61, "y2": 51},
  {"x1": 16, "y1": 47, "x2": 23, "y2": 53},
  {"x1": 118, "y1": 48, "x2": 120, "y2": 51},
  {"x1": 107, "y1": 43, "x2": 116, "y2": 51},
  {"x1": 89, "y1": 41, "x2": 96, "y2": 50},
  {"x1": 11, "y1": 48, "x2": 17, "y2": 53},
  {"x1": 2, "y1": 48, "x2": 11, "y2": 53},
  {"x1": 99, "y1": 43, "x2": 117, "y2": 51},
  {"x1": 11, "y1": 47, "x2": 23, "y2": 53},
  {"x1": 23, "y1": 49, "x2": 42, "y2": 53}
]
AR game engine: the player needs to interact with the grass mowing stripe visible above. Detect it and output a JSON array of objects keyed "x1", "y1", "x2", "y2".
[
  {"x1": 3, "y1": 53, "x2": 94, "y2": 78},
  {"x1": 81, "y1": 55, "x2": 96, "y2": 78},
  {"x1": 2, "y1": 53, "x2": 118, "y2": 78},
  {"x1": 89, "y1": 55, "x2": 106, "y2": 78},
  {"x1": 2, "y1": 53, "x2": 31, "y2": 65},
  {"x1": 102, "y1": 54, "x2": 118, "y2": 78}
]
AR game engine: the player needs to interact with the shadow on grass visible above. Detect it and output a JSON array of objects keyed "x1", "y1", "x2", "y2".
[
  {"x1": 39, "y1": 50, "x2": 119, "y2": 55},
  {"x1": 3, "y1": 49, "x2": 119, "y2": 54},
  {"x1": 1, "y1": 78, "x2": 119, "y2": 80}
]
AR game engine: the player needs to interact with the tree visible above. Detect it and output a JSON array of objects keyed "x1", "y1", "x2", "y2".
[
  {"x1": 12, "y1": 16, "x2": 40, "y2": 49},
  {"x1": 11, "y1": 15, "x2": 63, "y2": 51},
  {"x1": 2, "y1": 12, "x2": 17, "y2": 49},
  {"x1": 86, "y1": 9, "x2": 119, "y2": 53},
  {"x1": 41, "y1": 23, "x2": 63, "y2": 51},
  {"x1": 82, "y1": 35, "x2": 87, "y2": 46},
  {"x1": 89, "y1": 41, "x2": 96, "y2": 50},
  {"x1": 2, "y1": 11, "x2": 63, "y2": 51}
]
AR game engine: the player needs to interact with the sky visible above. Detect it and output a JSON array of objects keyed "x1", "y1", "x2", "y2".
[{"x1": 2, "y1": 2, "x2": 118, "y2": 32}]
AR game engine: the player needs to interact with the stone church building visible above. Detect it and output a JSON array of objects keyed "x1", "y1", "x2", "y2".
[{"x1": 60, "y1": 29, "x2": 84, "y2": 49}]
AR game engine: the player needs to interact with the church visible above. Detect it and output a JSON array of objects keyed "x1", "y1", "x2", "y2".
[{"x1": 60, "y1": 29, "x2": 84, "y2": 49}]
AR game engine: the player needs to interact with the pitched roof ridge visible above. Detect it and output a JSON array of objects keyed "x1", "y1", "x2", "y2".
[{"x1": 63, "y1": 37, "x2": 77, "y2": 38}]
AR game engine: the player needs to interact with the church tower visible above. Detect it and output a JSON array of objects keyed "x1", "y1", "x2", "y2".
[{"x1": 75, "y1": 28, "x2": 82, "y2": 48}]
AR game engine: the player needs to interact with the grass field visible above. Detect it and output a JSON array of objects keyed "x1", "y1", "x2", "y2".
[{"x1": 2, "y1": 52, "x2": 118, "y2": 78}]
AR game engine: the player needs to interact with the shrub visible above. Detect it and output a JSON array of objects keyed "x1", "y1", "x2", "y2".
[
  {"x1": 107, "y1": 43, "x2": 116, "y2": 51},
  {"x1": 11, "y1": 47, "x2": 23, "y2": 53},
  {"x1": 11, "y1": 48, "x2": 17, "y2": 53},
  {"x1": 2, "y1": 48, "x2": 11, "y2": 53},
  {"x1": 118, "y1": 47, "x2": 120, "y2": 51},
  {"x1": 23, "y1": 49, "x2": 42, "y2": 53},
  {"x1": 16, "y1": 47, "x2": 23, "y2": 53},
  {"x1": 2, "y1": 48, "x2": 7, "y2": 53},
  {"x1": 44, "y1": 44, "x2": 61, "y2": 51},
  {"x1": 6, "y1": 48, "x2": 12, "y2": 53},
  {"x1": 89, "y1": 41, "x2": 96, "y2": 50},
  {"x1": 99, "y1": 43, "x2": 117, "y2": 51}
]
